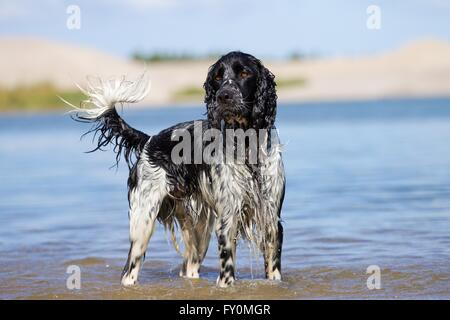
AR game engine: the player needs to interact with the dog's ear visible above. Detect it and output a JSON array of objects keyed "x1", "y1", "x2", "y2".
[
  {"x1": 203, "y1": 63, "x2": 219, "y2": 126},
  {"x1": 252, "y1": 63, "x2": 277, "y2": 129}
]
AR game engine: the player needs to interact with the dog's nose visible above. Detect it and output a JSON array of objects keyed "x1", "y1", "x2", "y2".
[{"x1": 217, "y1": 89, "x2": 233, "y2": 104}]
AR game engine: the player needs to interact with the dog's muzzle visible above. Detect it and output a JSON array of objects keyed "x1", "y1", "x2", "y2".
[
  {"x1": 216, "y1": 81, "x2": 242, "y2": 104},
  {"x1": 213, "y1": 82, "x2": 249, "y2": 128}
]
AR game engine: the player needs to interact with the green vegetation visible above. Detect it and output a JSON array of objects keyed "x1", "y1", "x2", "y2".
[
  {"x1": 276, "y1": 77, "x2": 307, "y2": 88},
  {"x1": 288, "y1": 52, "x2": 306, "y2": 61},
  {"x1": 172, "y1": 77, "x2": 307, "y2": 101},
  {"x1": 132, "y1": 51, "x2": 221, "y2": 63},
  {"x1": 0, "y1": 76, "x2": 307, "y2": 112},
  {"x1": 0, "y1": 84, "x2": 86, "y2": 112},
  {"x1": 172, "y1": 86, "x2": 205, "y2": 101},
  {"x1": 288, "y1": 51, "x2": 321, "y2": 61}
]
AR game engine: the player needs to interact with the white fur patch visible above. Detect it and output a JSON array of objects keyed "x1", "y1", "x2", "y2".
[{"x1": 63, "y1": 71, "x2": 151, "y2": 119}]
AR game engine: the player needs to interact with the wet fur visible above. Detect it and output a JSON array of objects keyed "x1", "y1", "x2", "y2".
[{"x1": 71, "y1": 52, "x2": 285, "y2": 287}]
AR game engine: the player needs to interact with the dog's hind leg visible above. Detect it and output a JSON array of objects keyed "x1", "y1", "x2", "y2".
[
  {"x1": 262, "y1": 174, "x2": 285, "y2": 280},
  {"x1": 178, "y1": 208, "x2": 215, "y2": 278},
  {"x1": 121, "y1": 163, "x2": 167, "y2": 286},
  {"x1": 263, "y1": 220, "x2": 283, "y2": 280}
]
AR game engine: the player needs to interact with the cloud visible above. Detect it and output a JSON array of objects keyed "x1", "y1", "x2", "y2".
[
  {"x1": 416, "y1": 0, "x2": 450, "y2": 8},
  {"x1": 127, "y1": 0, "x2": 179, "y2": 9},
  {"x1": 433, "y1": 0, "x2": 450, "y2": 7},
  {"x1": 0, "y1": 1, "x2": 28, "y2": 20},
  {"x1": 109, "y1": 0, "x2": 221, "y2": 12},
  {"x1": 0, "y1": 0, "x2": 61, "y2": 21}
]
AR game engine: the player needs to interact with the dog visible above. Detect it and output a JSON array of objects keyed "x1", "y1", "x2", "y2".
[{"x1": 70, "y1": 52, "x2": 285, "y2": 287}]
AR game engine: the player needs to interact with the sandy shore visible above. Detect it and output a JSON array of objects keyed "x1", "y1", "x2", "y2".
[{"x1": 1, "y1": 37, "x2": 450, "y2": 107}]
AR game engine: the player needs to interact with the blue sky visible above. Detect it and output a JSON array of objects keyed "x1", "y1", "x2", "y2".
[{"x1": 1, "y1": 0, "x2": 450, "y2": 58}]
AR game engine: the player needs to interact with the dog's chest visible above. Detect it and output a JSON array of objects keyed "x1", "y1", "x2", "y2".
[{"x1": 201, "y1": 163, "x2": 260, "y2": 212}]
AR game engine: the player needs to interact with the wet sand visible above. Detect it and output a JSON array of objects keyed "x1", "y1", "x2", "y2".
[{"x1": 2, "y1": 255, "x2": 449, "y2": 299}]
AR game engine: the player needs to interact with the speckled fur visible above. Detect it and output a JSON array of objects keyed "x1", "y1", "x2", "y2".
[{"x1": 71, "y1": 52, "x2": 286, "y2": 288}]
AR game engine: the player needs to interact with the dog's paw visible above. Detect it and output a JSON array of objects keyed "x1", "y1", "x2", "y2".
[
  {"x1": 216, "y1": 275, "x2": 235, "y2": 288},
  {"x1": 179, "y1": 261, "x2": 201, "y2": 279},
  {"x1": 121, "y1": 274, "x2": 138, "y2": 286},
  {"x1": 266, "y1": 269, "x2": 282, "y2": 281},
  {"x1": 179, "y1": 270, "x2": 200, "y2": 279}
]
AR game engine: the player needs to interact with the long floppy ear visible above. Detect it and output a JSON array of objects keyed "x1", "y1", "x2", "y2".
[
  {"x1": 203, "y1": 63, "x2": 219, "y2": 126},
  {"x1": 252, "y1": 64, "x2": 277, "y2": 129}
]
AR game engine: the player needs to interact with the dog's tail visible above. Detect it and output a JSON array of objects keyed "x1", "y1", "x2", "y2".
[{"x1": 65, "y1": 72, "x2": 151, "y2": 167}]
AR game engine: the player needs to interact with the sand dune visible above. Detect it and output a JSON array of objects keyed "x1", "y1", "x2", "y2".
[
  {"x1": 1, "y1": 37, "x2": 450, "y2": 106},
  {"x1": 274, "y1": 39, "x2": 450, "y2": 102}
]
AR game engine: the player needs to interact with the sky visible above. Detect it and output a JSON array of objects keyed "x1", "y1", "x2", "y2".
[{"x1": 1, "y1": 0, "x2": 450, "y2": 59}]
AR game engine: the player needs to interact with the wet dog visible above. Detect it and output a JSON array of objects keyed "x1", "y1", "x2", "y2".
[{"x1": 70, "y1": 52, "x2": 285, "y2": 287}]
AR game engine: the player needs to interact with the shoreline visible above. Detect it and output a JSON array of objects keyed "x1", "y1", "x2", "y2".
[
  {"x1": 2, "y1": 37, "x2": 450, "y2": 112},
  {"x1": 2, "y1": 95, "x2": 450, "y2": 117}
]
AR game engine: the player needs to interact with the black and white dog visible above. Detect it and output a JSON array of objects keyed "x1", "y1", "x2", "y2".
[{"x1": 71, "y1": 52, "x2": 285, "y2": 287}]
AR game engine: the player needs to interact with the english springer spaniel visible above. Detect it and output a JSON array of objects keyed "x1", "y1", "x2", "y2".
[{"x1": 70, "y1": 52, "x2": 285, "y2": 287}]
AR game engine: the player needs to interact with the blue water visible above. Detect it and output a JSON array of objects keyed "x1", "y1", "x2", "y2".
[{"x1": 1, "y1": 98, "x2": 450, "y2": 299}]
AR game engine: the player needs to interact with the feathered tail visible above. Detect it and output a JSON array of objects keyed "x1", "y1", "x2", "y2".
[{"x1": 64, "y1": 72, "x2": 151, "y2": 167}]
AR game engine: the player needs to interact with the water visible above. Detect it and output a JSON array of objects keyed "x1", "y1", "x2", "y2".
[{"x1": 1, "y1": 98, "x2": 450, "y2": 299}]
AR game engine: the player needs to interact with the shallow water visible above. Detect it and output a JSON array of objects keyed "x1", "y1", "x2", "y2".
[{"x1": 1, "y1": 98, "x2": 450, "y2": 299}]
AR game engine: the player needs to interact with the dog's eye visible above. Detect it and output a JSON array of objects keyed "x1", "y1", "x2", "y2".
[
  {"x1": 214, "y1": 75, "x2": 223, "y2": 81},
  {"x1": 240, "y1": 71, "x2": 250, "y2": 78}
]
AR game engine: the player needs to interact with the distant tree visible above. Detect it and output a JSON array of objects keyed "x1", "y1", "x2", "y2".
[{"x1": 131, "y1": 51, "x2": 221, "y2": 62}]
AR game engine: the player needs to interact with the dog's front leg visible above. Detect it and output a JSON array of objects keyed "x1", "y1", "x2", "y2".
[
  {"x1": 215, "y1": 214, "x2": 238, "y2": 288},
  {"x1": 211, "y1": 164, "x2": 243, "y2": 288}
]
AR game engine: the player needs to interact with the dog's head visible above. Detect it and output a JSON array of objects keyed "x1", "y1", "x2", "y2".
[{"x1": 204, "y1": 52, "x2": 277, "y2": 130}]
